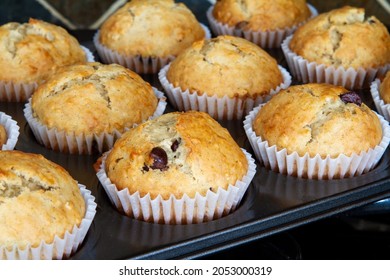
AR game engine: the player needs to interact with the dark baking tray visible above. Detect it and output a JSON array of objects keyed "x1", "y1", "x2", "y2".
[{"x1": 2, "y1": 4, "x2": 390, "y2": 260}]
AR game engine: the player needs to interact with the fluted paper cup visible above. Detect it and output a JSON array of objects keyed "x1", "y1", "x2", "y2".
[
  {"x1": 24, "y1": 88, "x2": 167, "y2": 155},
  {"x1": 0, "y1": 112, "x2": 20, "y2": 150},
  {"x1": 282, "y1": 35, "x2": 390, "y2": 89},
  {"x1": 159, "y1": 63, "x2": 291, "y2": 120},
  {"x1": 97, "y1": 149, "x2": 256, "y2": 224},
  {"x1": 206, "y1": 4, "x2": 318, "y2": 48},
  {"x1": 0, "y1": 185, "x2": 97, "y2": 260},
  {"x1": 244, "y1": 104, "x2": 390, "y2": 179}
]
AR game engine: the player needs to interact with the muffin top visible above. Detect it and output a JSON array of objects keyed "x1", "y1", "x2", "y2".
[
  {"x1": 212, "y1": 0, "x2": 311, "y2": 31},
  {"x1": 105, "y1": 111, "x2": 248, "y2": 200},
  {"x1": 289, "y1": 6, "x2": 390, "y2": 69},
  {"x1": 166, "y1": 35, "x2": 283, "y2": 98},
  {"x1": 0, "y1": 150, "x2": 85, "y2": 249},
  {"x1": 379, "y1": 72, "x2": 390, "y2": 104},
  {"x1": 253, "y1": 83, "x2": 382, "y2": 158},
  {"x1": 31, "y1": 62, "x2": 158, "y2": 135},
  {"x1": 99, "y1": 0, "x2": 205, "y2": 58},
  {"x1": 0, "y1": 124, "x2": 6, "y2": 147},
  {"x1": 0, "y1": 18, "x2": 87, "y2": 84}
]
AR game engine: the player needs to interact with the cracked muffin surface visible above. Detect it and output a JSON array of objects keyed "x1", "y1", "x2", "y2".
[
  {"x1": 253, "y1": 83, "x2": 382, "y2": 158},
  {"x1": 0, "y1": 150, "x2": 85, "y2": 249},
  {"x1": 166, "y1": 35, "x2": 283, "y2": 98},
  {"x1": 289, "y1": 6, "x2": 390, "y2": 69},
  {"x1": 0, "y1": 18, "x2": 87, "y2": 84},
  {"x1": 31, "y1": 62, "x2": 158, "y2": 135},
  {"x1": 99, "y1": 0, "x2": 205, "y2": 58},
  {"x1": 212, "y1": 0, "x2": 311, "y2": 32},
  {"x1": 105, "y1": 111, "x2": 248, "y2": 200}
]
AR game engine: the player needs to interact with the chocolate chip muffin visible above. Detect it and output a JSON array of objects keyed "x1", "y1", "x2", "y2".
[
  {"x1": 96, "y1": 0, "x2": 206, "y2": 73},
  {"x1": 244, "y1": 83, "x2": 389, "y2": 179},
  {"x1": 25, "y1": 62, "x2": 166, "y2": 154},
  {"x1": 0, "y1": 150, "x2": 86, "y2": 253},
  {"x1": 159, "y1": 35, "x2": 291, "y2": 119},
  {"x1": 0, "y1": 18, "x2": 88, "y2": 101},
  {"x1": 106, "y1": 111, "x2": 248, "y2": 199},
  {"x1": 99, "y1": 111, "x2": 256, "y2": 223},
  {"x1": 212, "y1": 0, "x2": 311, "y2": 32},
  {"x1": 289, "y1": 6, "x2": 390, "y2": 70},
  {"x1": 254, "y1": 83, "x2": 382, "y2": 157}
]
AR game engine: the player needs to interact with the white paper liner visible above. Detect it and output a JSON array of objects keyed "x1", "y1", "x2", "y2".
[
  {"x1": 158, "y1": 63, "x2": 291, "y2": 120},
  {"x1": 96, "y1": 149, "x2": 256, "y2": 224},
  {"x1": 0, "y1": 45, "x2": 95, "y2": 102},
  {"x1": 206, "y1": 4, "x2": 318, "y2": 48},
  {"x1": 23, "y1": 88, "x2": 167, "y2": 155},
  {"x1": 281, "y1": 35, "x2": 390, "y2": 89},
  {"x1": 0, "y1": 184, "x2": 97, "y2": 260},
  {"x1": 0, "y1": 112, "x2": 20, "y2": 150},
  {"x1": 243, "y1": 104, "x2": 390, "y2": 179},
  {"x1": 370, "y1": 78, "x2": 390, "y2": 121},
  {"x1": 93, "y1": 24, "x2": 211, "y2": 74}
]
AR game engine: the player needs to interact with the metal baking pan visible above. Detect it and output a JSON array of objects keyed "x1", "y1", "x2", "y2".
[{"x1": 2, "y1": 7, "x2": 390, "y2": 260}]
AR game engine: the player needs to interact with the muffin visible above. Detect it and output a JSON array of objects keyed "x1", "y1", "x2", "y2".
[
  {"x1": 159, "y1": 35, "x2": 291, "y2": 120},
  {"x1": 97, "y1": 111, "x2": 256, "y2": 224},
  {"x1": 0, "y1": 150, "x2": 96, "y2": 260},
  {"x1": 0, "y1": 18, "x2": 91, "y2": 101},
  {"x1": 207, "y1": 0, "x2": 317, "y2": 48},
  {"x1": 24, "y1": 62, "x2": 166, "y2": 154},
  {"x1": 371, "y1": 71, "x2": 390, "y2": 121},
  {"x1": 243, "y1": 83, "x2": 390, "y2": 179},
  {"x1": 282, "y1": 6, "x2": 390, "y2": 89},
  {"x1": 0, "y1": 112, "x2": 19, "y2": 150},
  {"x1": 95, "y1": 0, "x2": 208, "y2": 74},
  {"x1": 380, "y1": 72, "x2": 390, "y2": 103}
]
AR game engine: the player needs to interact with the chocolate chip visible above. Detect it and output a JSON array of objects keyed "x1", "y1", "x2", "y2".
[
  {"x1": 149, "y1": 147, "x2": 168, "y2": 170},
  {"x1": 340, "y1": 91, "x2": 362, "y2": 106},
  {"x1": 142, "y1": 164, "x2": 149, "y2": 172},
  {"x1": 171, "y1": 138, "x2": 181, "y2": 152}
]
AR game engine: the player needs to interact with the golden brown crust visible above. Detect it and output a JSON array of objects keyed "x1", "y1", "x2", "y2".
[
  {"x1": 380, "y1": 72, "x2": 390, "y2": 104},
  {"x1": 289, "y1": 6, "x2": 390, "y2": 69},
  {"x1": 0, "y1": 125, "x2": 6, "y2": 147},
  {"x1": 99, "y1": 0, "x2": 205, "y2": 58},
  {"x1": 166, "y1": 35, "x2": 283, "y2": 98},
  {"x1": 253, "y1": 83, "x2": 382, "y2": 158},
  {"x1": 212, "y1": 0, "x2": 311, "y2": 31},
  {"x1": 31, "y1": 62, "x2": 158, "y2": 135},
  {"x1": 0, "y1": 150, "x2": 85, "y2": 249},
  {"x1": 0, "y1": 18, "x2": 87, "y2": 84},
  {"x1": 105, "y1": 111, "x2": 248, "y2": 200}
]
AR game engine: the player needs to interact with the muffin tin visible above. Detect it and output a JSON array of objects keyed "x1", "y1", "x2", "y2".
[{"x1": 1, "y1": 7, "x2": 390, "y2": 259}]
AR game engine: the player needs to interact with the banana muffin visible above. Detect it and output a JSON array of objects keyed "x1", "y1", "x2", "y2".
[
  {"x1": 283, "y1": 6, "x2": 390, "y2": 88},
  {"x1": 0, "y1": 150, "x2": 93, "y2": 259},
  {"x1": 95, "y1": 0, "x2": 206, "y2": 73},
  {"x1": 159, "y1": 35, "x2": 291, "y2": 119},
  {"x1": 98, "y1": 111, "x2": 256, "y2": 224},
  {"x1": 370, "y1": 71, "x2": 390, "y2": 121},
  {"x1": 0, "y1": 18, "x2": 88, "y2": 101},
  {"x1": 244, "y1": 83, "x2": 390, "y2": 179},
  {"x1": 212, "y1": 0, "x2": 311, "y2": 32},
  {"x1": 25, "y1": 62, "x2": 166, "y2": 154},
  {"x1": 379, "y1": 71, "x2": 390, "y2": 104},
  {"x1": 207, "y1": 0, "x2": 315, "y2": 48}
]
